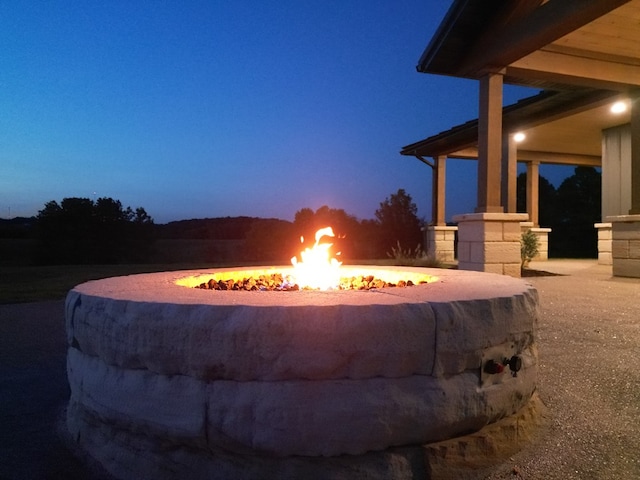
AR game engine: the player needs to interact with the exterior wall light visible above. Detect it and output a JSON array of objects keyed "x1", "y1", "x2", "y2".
[
  {"x1": 513, "y1": 132, "x2": 526, "y2": 143},
  {"x1": 610, "y1": 101, "x2": 628, "y2": 114}
]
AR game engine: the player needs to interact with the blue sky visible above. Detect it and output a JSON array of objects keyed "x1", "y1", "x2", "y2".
[{"x1": 0, "y1": 1, "x2": 573, "y2": 224}]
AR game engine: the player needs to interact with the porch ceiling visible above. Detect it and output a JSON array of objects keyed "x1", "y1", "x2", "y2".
[
  {"x1": 405, "y1": 0, "x2": 639, "y2": 164},
  {"x1": 419, "y1": 0, "x2": 640, "y2": 92}
]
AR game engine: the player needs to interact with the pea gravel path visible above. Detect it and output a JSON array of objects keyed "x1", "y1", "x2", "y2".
[{"x1": 0, "y1": 260, "x2": 638, "y2": 479}]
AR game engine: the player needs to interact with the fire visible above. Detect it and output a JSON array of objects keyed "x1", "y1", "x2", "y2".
[{"x1": 291, "y1": 226, "x2": 342, "y2": 290}]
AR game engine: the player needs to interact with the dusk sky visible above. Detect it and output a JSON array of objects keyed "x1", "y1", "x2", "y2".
[{"x1": 1, "y1": 1, "x2": 575, "y2": 224}]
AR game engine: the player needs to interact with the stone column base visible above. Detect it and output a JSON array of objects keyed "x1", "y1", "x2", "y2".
[
  {"x1": 606, "y1": 215, "x2": 640, "y2": 277},
  {"x1": 454, "y1": 213, "x2": 529, "y2": 277},
  {"x1": 426, "y1": 225, "x2": 458, "y2": 263},
  {"x1": 520, "y1": 222, "x2": 551, "y2": 261},
  {"x1": 594, "y1": 222, "x2": 612, "y2": 265}
]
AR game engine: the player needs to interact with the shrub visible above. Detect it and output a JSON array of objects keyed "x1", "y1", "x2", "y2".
[
  {"x1": 386, "y1": 241, "x2": 442, "y2": 268},
  {"x1": 521, "y1": 230, "x2": 540, "y2": 269}
]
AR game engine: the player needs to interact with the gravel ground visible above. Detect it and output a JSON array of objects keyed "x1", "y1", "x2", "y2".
[
  {"x1": 485, "y1": 260, "x2": 640, "y2": 479},
  {"x1": 0, "y1": 260, "x2": 638, "y2": 479}
]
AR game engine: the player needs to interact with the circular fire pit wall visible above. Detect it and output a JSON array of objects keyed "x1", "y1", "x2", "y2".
[{"x1": 65, "y1": 266, "x2": 538, "y2": 480}]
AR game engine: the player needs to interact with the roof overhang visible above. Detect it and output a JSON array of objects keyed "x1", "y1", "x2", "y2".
[
  {"x1": 418, "y1": 0, "x2": 640, "y2": 92},
  {"x1": 400, "y1": 89, "x2": 630, "y2": 163},
  {"x1": 406, "y1": 0, "x2": 640, "y2": 165}
]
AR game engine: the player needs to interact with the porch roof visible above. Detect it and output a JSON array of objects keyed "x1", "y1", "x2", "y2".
[{"x1": 403, "y1": 0, "x2": 640, "y2": 165}]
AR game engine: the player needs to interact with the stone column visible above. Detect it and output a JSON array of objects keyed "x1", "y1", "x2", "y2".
[
  {"x1": 454, "y1": 213, "x2": 529, "y2": 277},
  {"x1": 426, "y1": 225, "x2": 457, "y2": 263},
  {"x1": 594, "y1": 222, "x2": 613, "y2": 265},
  {"x1": 607, "y1": 215, "x2": 640, "y2": 277},
  {"x1": 526, "y1": 161, "x2": 540, "y2": 227}
]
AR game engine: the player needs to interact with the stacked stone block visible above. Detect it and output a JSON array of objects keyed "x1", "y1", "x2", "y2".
[
  {"x1": 608, "y1": 215, "x2": 640, "y2": 277},
  {"x1": 455, "y1": 213, "x2": 529, "y2": 277}
]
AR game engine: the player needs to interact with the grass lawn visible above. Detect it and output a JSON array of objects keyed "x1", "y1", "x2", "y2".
[{"x1": 0, "y1": 264, "x2": 214, "y2": 304}]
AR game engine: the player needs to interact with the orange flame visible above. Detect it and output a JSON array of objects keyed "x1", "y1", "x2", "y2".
[{"x1": 291, "y1": 226, "x2": 342, "y2": 290}]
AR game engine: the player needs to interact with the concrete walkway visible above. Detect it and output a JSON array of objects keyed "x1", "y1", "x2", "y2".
[{"x1": 0, "y1": 260, "x2": 638, "y2": 479}]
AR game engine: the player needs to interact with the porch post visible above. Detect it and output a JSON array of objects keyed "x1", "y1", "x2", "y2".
[
  {"x1": 526, "y1": 161, "x2": 540, "y2": 226},
  {"x1": 426, "y1": 155, "x2": 457, "y2": 262},
  {"x1": 501, "y1": 133, "x2": 518, "y2": 213},
  {"x1": 456, "y1": 72, "x2": 526, "y2": 277},
  {"x1": 608, "y1": 92, "x2": 640, "y2": 277},
  {"x1": 433, "y1": 155, "x2": 446, "y2": 226},
  {"x1": 476, "y1": 73, "x2": 504, "y2": 213},
  {"x1": 630, "y1": 93, "x2": 640, "y2": 214}
]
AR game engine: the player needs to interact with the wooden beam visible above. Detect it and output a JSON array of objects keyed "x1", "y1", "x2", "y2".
[
  {"x1": 517, "y1": 150, "x2": 601, "y2": 166},
  {"x1": 526, "y1": 162, "x2": 540, "y2": 226},
  {"x1": 446, "y1": 147, "x2": 601, "y2": 166},
  {"x1": 476, "y1": 73, "x2": 504, "y2": 213},
  {"x1": 508, "y1": 49, "x2": 640, "y2": 90},
  {"x1": 502, "y1": 134, "x2": 518, "y2": 213},
  {"x1": 433, "y1": 156, "x2": 447, "y2": 226},
  {"x1": 460, "y1": 0, "x2": 632, "y2": 76}
]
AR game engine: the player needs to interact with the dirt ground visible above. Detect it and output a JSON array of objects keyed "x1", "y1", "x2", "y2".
[{"x1": 0, "y1": 260, "x2": 639, "y2": 479}]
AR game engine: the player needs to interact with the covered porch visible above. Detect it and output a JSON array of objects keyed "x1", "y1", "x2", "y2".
[{"x1": 403, "y1": 0, "x2": 640, "y2": 278}]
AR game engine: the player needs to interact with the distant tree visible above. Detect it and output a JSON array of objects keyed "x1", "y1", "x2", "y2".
[
  {"x1": 292, "y1": 206, "x2": 361, "y2": 260},
  {"x1": 36, "y1": 197, "x2": 154, "y2": 264},
  {"x1": 374, "y1": 189, "x2": 422, "y2": 255},
  {"x1": 552, "y1": 167, "x2": 601, "y2": 258},
  {"x1": 243, "y1": 219, "x2": 296, "y2": 263},
  {"x1": 516, "y1": 173, "x2": 559, "y2": 227}
]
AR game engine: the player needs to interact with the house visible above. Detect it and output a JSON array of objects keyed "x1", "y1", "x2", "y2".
[{"x1": 402, "y1": 0, "x2": 640, "y2": 278}]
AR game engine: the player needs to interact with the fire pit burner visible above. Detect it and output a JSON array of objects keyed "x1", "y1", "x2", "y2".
[
  {"x1": 192, "y1": 269, "x2": 431, "y2": 291},
  {"x1": 65, "y1": 266, "x2": 539, "y2": 480}
]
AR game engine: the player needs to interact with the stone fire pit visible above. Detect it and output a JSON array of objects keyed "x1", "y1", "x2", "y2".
[{"x1": 65, "y1": 266, "x2": 539, "y2": 479}]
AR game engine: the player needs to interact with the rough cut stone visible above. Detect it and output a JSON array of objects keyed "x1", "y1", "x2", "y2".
[
  {"x1": 65, "y1": 266, "x2": 539, "y2": 478},
  {"x1": 68, "y1": 348, "x2": 536, "y2": 457}
]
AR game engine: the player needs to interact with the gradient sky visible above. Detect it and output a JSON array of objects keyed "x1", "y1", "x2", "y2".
[{"x1": 1, "y1": 1, "x2": 575, "y2": 224}]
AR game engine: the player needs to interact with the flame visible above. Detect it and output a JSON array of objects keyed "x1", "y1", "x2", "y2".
[{"x1": 291, "y1": 226, "x2": 342, "y2": 290}]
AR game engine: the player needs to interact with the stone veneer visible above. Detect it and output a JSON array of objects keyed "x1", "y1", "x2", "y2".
[
  {"x1": 595, "y1": 222, "x2": 613, "y2": 266},
  {"x1": 426, "y1": 225, "x2": 457, "y2": 262},
  {"x1": 65, "y1": 266, "x2": 539, "y2": 480},
  {"x1": 607, "y1": 215, "x2": 640, "y2": 277},
  {"x1": 454, "y1": 213, "x2": 529, "y2": 277}
]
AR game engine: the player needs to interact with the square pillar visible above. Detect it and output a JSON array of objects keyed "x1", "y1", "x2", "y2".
[
  {"x1": 630, "y1": 93, "x2": 640, "y2": 214},
  {"x1": 454, "y1": 212, "x2": 529, "y2": 277},
  {"x1": 607, "y1": 215, "x2": 640, "y2": 277},
  {"x1": 594, "y1": 222, "x2": 612, "y2": 265},
  {"x1": 526, "y1": 161, "x2": 540, "y2": 227},
  {"x1": 426, "y1": 225, "x2": 457, "y2": 263},
  {"x1": 432, "y1": 156, "x2": 447, "y2": 226},
  {"x1": 476, "y1": 73, "x2": 504, "y2": 214},
  {"x1": 501, "y1": 134, "x2": 518, "y2": 213}
]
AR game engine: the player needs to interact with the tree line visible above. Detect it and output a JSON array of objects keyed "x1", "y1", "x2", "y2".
[
  {"x1": 3, "y1": 166, "x2": 601, "y2": 265},
  {"x1": 29, "y1": 189, "x2": 423, "y2": 265},
  {"x1": 516, "y1": 166, "x2": 601, "y2": 258}
]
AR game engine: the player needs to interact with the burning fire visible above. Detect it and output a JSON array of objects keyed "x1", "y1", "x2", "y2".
[{"x1": 291, "y1": 227, "x2": 342, "y2": 290}]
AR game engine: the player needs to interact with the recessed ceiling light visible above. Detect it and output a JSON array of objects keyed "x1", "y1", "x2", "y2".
[
  {"x1": 611, "y1": 101, "x2": 627, "y2": 114},
  {"x1": 513, "y1": 132, "x2": 526, "y2": 143}
]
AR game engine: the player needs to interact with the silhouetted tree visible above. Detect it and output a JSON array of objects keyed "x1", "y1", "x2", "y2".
[
  {"x1": 552, "y1": 167, "x2": 601, "y2": 258},
  {"x1": 375, "y1": 189, "x2": 422, "y2": 256},
  {"x1": 516, "y1": 173, "x2": 559, "y2": 227},
  {"x1": 36, "y1": 197, "x2": 154, "y2": 264},
  {"x1": 517, "y1": 168, "x2": 600, "y2": 258},
  {"x1": 243, "y1": 219, "x2": 296, "y2": 262},
  {"x1": 292, "y1": 206, "x2": 361, "y2": 260}
]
